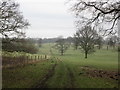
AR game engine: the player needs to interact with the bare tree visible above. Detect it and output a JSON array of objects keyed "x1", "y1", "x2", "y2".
[
  {"x1": 107, "y1": 35, "x2": 118, "y2": 49},
  {"x1": 37, "y1": 38, "x2": 42, "y2": 47},
  {"x1": 73, "y1": 34, "x2": 79, "y2": 50},
  {"x1": 54, "y1": 39, "x2": 69, "y2": 55},
  {"x1": 95, "y1": 36, "x2": 103, "y2": 49},
  {"x1": 75, "y1": 26, "x2": 98, "y2": 58},
  {"x1": 0, "y1": 0, "x2": 30, "y2": 37},
  {"x1": 69, "y1": 0, "x2": 120, "y2": 35}
]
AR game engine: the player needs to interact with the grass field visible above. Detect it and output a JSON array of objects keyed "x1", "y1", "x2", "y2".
[
  {"x1": 2, "y1": 43, "x2": 119, "y2": 88},
  {"x1": 40, "y1": 43, "x2": 118, "y2": 70}
]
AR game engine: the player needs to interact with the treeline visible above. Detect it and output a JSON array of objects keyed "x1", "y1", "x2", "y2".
[
  {"x1": 1, "y1": 35, "x2": 120, "y2": 55},
  {"x1": 2, "y1": 38, "x2": 39, "y2": 54},
  {"x1": 1, "y1": 37, "x2": 73, "y2": 53},
  {"x1": 28, "y1": 37, "x2": 73, "y2": 44}
]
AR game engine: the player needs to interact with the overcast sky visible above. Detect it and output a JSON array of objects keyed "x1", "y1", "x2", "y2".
[{"x1": 16, "y1": 0, "x2": 75, "y2": 38}]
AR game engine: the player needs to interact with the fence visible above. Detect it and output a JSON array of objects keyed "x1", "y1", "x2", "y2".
[{"x1": 2, "y1": 55, "x2": 50, "y2": 68}]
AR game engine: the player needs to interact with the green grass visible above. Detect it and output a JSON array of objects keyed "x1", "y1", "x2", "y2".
[
  {"x1": 40, "y1": 43, "x2": 118, "y2": 70},
  {"x1": 2, "y1": 60, "x2": 56, "y2": 88},
  {"x1": 63, "y1": 60, "x2": 118, "y2": 88},
  {"x1": 46, "y1": 61, "x2": 69, "y2": 88},
  {"x1": 38, "y1": 43, "x2": 118, "y2": 88},
  {"x1": 2, "y1": 43, "x2": 119, "y2": 88}
]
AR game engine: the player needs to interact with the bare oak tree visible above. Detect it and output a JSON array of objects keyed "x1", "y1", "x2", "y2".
[
  {"x1": 70, "y1": 0, "x2": 120, "y2": 35},
  {"x1": 0, "y1": 0, "x2": 30, "y2": 37},
  {"x1": 75, "y1": 26, "x2": 98, "y2": 58},
  {"x1": 54, "y1": 39, "x2": 69, "y2": 55}
]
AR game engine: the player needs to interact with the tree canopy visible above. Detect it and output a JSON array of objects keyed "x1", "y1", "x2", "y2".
[
  {"x1": 75, "y1": 26, "x2": 98, "y2": 58},
  {"x1": 69, "y1": 0, "x2": 120, "y2": 35},
  {"x1": 0, "y1": 0, "x2": 30, "y2": 37},
  {"x1": 54, "y1": 39, "x2": 69, "y2": 55}
]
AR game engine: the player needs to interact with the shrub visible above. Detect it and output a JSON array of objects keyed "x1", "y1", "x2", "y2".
[{"x1": 2, "y1": 38, "x2": 38, "y2": 54}]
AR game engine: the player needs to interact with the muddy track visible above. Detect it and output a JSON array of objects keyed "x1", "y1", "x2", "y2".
[
  {"x1": 67, "y1": 67, "x2": 74, "y2": 88},
  {"x1": 33, "y1": 63, "x2": 57, "y2": 88},
  {"x1": 58, "y1": 58, "x2": 75, "y2": 88}
]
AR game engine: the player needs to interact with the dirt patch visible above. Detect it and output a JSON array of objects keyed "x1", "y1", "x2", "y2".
[
  {"x1": 33, "y1": 63, "x2": 57, "y2": 88},
  {"x1": 80, "y1": 66, "x2": 119, "y2": 81}
]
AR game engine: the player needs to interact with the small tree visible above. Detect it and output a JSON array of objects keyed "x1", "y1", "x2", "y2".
[
  {"x1": 38, "y1": 38, "x2": 42, "y2": 47},
  {"x1": 75, "y1": 26, "x2": 98, "y2": 58},
  {"x1": 73, "y1": 35, "x2": 79, "y2": 50},
  {"x1": 54, "y1": 39, "x2": 69, "y2": 55},
  {"x1": 107, "y1": 35, "x2": 118, "y2": 49},
  {"x1": 95, "y1": 36, "x2": 103, "y2": 49}
]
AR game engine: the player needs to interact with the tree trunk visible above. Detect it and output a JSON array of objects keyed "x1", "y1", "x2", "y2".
[
  {"x1": 61, "y1": 52, "x2": 63, "y2": 56},
  {"x1": 107, "y1": 45, "x2": 109, "y2": 50},
  {"x1": 85, "y1": 51, "x2": 87, "y2": 59},
  {"x1": 61, "y1": 50, "x2": 64, "y2": 56},
  {"x1": 75, "y1": 46, "x2": 78, "y2": 50},
  {"x1": 98, "y1": 45, "x2": 101, "y2": 49},
  {"x1": 113, "y1": 45, "x2": 115, "y2": 49}
]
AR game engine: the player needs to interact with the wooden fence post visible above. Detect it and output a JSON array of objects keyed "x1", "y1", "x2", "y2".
[
  {"x1": 45, "y1": 55, "x2": 46, "y2": 59},
  {"x1": 26, "y1": 56, "x2": 29, "y2": 64},
  {"x1": 38, "y1": 56, "x2": 39, "y2": 60},
  {"x1": 35, "y1": 55, "x2": 36, "y2": 61},
  {"x1": 30, "y1": 56, "x2": 32, "y2": 62}
]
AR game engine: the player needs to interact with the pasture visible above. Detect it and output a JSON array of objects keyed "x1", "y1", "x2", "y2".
[{"x1": 2, "y1": 43, "x2": 119, "y2": 88}]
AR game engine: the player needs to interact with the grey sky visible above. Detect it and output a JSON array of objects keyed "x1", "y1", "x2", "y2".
[{"x1": 16, "y1": 0, "x2": 75, "y2": 38}]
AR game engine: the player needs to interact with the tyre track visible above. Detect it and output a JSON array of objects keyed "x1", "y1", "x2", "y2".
[
  {"x1": 57, "y1": 58, "x2": 75, "y2": 88},
  {"x1": 33, "y1": 62, "x2": 57, "y2": 88},
  {"x1": 66, "y1": 66, "x2": 74, "y2": 88},
  {"x1": 33, "y1": 57, "x2": 75, "y2": 88}
]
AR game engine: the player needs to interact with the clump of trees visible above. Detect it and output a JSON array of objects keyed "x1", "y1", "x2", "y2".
[
  {"x1": 74, "y1": 26, "x2": 98, "y2": 58},
  {"x1": 2, "y1": 38, "x2": 38, "y2": 54},
  {"x1": 0, "y1": 0, "x2": 38, "y2": 54},
  {"x1": 68, "y1": 0, "x2": 120, "y2": 58},
  {"x1": 54, "y1": 39, "x2": 69, "y2": 55}
]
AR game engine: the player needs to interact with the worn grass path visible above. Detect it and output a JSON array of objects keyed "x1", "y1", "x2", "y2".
[
  {"x1": 32, "y1": 58, "x2": 75, "y2": 88},
  {"x1": 33, "y1": 57, "x2": 118, "y2": 88},
  {"x1": 47, "y1": 59, "x2": 75, "y2": 88},
  {"x1": 33, "y1": 60, "x2": 58, "y2": 88}
]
